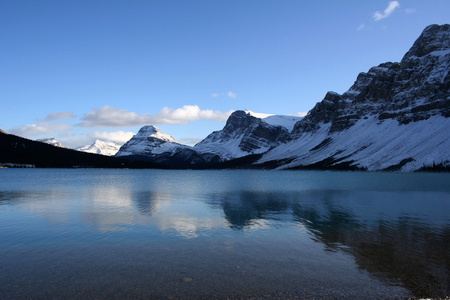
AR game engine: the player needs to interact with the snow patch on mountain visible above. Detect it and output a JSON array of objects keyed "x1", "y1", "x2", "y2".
[
  {"x1": 77, "y1": 140, "x2": 121, "y2": 156},
  {"x1": 136, "y1": 125, "x2": 179, "y2": 143},
  {"x1": 195, "y1": 132, "x2": 268, "y2": 160},
  {"x1": 37, "y1": 137, "x2": 64, "y2": 148},
  {"x1": 245, "y1": 109, "x2": 302, "y2": 131}
]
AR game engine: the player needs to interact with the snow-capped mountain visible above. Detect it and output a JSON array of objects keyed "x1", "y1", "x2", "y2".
[
  {"x1": 77, "y1": 140, "x2": 121, "y2": 156},
  {"x1": 116, "y1": 111, "x2": 301, "y2": 163},
  {"x1": 115, "y1": 125, "x2": 186, "y2": 157},
  {"x1": 37, "y1": 137, "x2": 64, "y2": 148},
  {"x1": 257, "y1": 24, "x2": 450, "y2": 171},
  {"x1": 194, "y1": 110, "x2": 301, "y2": 160},
  {"x1": 115, "y1": 125, "x2": 219, "y2": 168},
  {"x1": 113, "y1": 24, "x2": 449, "y2": 171}
]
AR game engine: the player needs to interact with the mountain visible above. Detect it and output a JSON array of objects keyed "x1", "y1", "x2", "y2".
[
  {"x1": 115, "y1": 125, "x2": 218, "y2": 168},
  {"x1": 256, "y1": 24, "x2": 450, "y2": 171},
  {"x1": 116, "y1": 125, "x2": 187, "y2": 157},
  {"x1": 194, "y1": 110, "x2": 301, "y2": 161},
  {"x1": 77, "y1": 140, "x2": 121, "y2": 156},
  {"x1": 115, "y1": 24, "x2": 449, "y2": 171},
  {"x1": 37, "y1": 137, "x2": 64, "y2": 148},
  {"x1": 114, "y1": 111, "x2": 301, "y2": 168}
]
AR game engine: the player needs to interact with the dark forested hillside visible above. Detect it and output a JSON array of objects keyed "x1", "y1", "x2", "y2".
[{"x1": 0, "y1": 131, "x2": 162, "y2": 169}]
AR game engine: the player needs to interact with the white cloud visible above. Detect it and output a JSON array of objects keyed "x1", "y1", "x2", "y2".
[
  {"x1": 44, "y1": 111, "x2": 76, "y2": 121},
  {"x1": 373, "y1": 1, "x2": 400, "y2": 21},
  {"x1": 9, "y1": 123, "x2": 72, "y2": 137},
  {"x1": 79, "y1": 105, "x2": 233, "y2": 128},
  {"x1": 155, "y1": 105, "x2": 232, "y2": 124},
  {"x1": 357, "y1": 23, "x2": 366, "y2": 31},
  {"x1": 227, "y1": 91, "x2": 237, "y2": 98},
  {"x1": 79, "y1": 106, "x2": 149, "y2": 127},
  {"x1": 211, "y1": 92, "x2": 237, "y2": 99},
  {"x1": 405, "y1": 8, "x2": 416, "y2": 14}
]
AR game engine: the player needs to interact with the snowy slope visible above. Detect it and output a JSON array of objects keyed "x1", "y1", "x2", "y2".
[
  {"x1": 115, "y1": 125, "x2": 187, "y2": 157},
  {"x1": 259, "y1": 115, "x2": 450, "y2": 171},
  {"x1": 77, "y1": 140, "x2": 121, "y2": 156},
  {"x1": 37, "y1": 137, "x2": 64, "y2": 148}
]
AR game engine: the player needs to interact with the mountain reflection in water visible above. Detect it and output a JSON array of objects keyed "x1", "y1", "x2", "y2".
[{"x1": 205, "y1": 190, "x2": 449, "y2": 298}]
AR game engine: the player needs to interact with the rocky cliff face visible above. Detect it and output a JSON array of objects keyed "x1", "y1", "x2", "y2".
[
  {"x1": 259, "y1": 24, "x2": 450, "y2": 171},
  {"x1": 293, "y1": 24, "x2": 449, "y2": 136},
  {"x1": 194, "y1": 110, "x2": 299, "y2": 160}
]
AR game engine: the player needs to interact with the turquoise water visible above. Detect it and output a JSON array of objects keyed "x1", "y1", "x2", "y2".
[{"x1": 0, "y1": 169, "x2": 449, "y2": 299}]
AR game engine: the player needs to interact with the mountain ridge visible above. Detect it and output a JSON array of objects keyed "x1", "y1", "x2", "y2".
[
  {"x1": 256, "y1": 24, "x2": 450, "y2": 171},
  {"x1": 113, "y1": 24, "x2": 449, "y2": 171},
  {"x1": 77, "y1": 140, "x2": 122, "y2": 156},
  {"x1": 2, "y1": 24, "x2": 449, "y2": 171}
]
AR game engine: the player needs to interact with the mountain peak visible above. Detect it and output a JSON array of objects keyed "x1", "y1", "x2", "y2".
[
  {"x1": 402, "y1": 24, "x2": 450, "y2": 60},
  {"x1": 194, "y1": 109, "x2": 301, "y2": 160},
  {"x1": 133, "y1": 125, "x2": 179, "y2": 143},
  {"x1": 115, "y1": 125, "x2": 184, "y2": 157},
  {"x1": 136, "y1": 125, "x2": 159, "y2": 136}
]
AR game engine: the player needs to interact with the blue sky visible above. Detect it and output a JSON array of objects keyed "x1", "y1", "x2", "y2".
[{"x1": 1, "y1": 1, "x2": 449, "y2": 148}]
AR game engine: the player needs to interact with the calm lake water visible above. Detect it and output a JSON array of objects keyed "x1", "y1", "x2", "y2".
[{"x1": 0, "y1": 169, "x2": 449, "y2": 299}]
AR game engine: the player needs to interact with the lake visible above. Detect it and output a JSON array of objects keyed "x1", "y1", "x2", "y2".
[{"x1": 0, "y1": 169, "x2": 449, "y2": 299}]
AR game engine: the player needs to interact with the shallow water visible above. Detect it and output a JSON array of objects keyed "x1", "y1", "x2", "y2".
[{"x1": 0, "y1": 169, "x2": 449, "y2": 299}]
